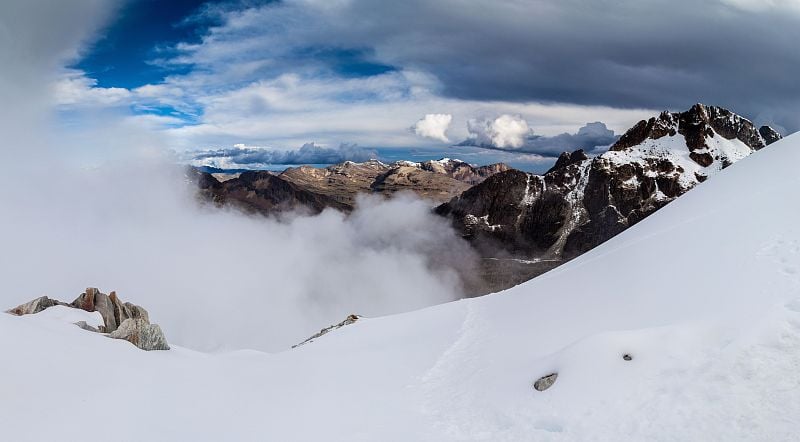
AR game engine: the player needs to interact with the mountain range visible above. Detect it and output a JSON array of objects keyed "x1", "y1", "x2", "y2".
[{"x1": 192, "y1": 104, "x2": 782, "y2": 294}]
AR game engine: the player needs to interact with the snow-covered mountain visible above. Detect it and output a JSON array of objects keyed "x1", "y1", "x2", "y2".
[
  {"x1": 438, "y1": 104, "x2": 782, "y2": 270},
  {"x1": 2, "y1": 132, "x2": 799, "y2": 439}
]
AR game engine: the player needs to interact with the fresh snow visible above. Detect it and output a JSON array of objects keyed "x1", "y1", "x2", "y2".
[{"x1": 3, "y1": 135, "x2": 800, "y2": 440}]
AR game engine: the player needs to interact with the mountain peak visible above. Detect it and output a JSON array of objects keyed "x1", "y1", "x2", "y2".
[{"x1": 610, "y1": 104, "x2": 781, "y2": 154}]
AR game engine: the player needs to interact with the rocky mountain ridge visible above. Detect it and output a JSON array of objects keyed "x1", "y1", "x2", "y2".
[
  {"x1": 436, "y1": 104, "x2": 783, "y2": 290},
  {"x1": 195, "y1": 158, "x2": 510, "y2": 215}
]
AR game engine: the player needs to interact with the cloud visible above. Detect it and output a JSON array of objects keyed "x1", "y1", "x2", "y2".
[
  {"x1": 53, "y1": 69, "x2": 131, "y2": 107},
  {"x1": 191, "y1": 142, "x2": 378, "y2": 169},
  {"x1": 465, "y1": 115, "x2": 531, "y2": 149},
  {"x1": 412, "y1": 113, "x2": 452, "y2": 142},
  {"x1": 156, "y1": 0, "x2": 800, "y2": 132},
  {"x1": 460, "y1": 117, "x2": 619, "y2": 157}
]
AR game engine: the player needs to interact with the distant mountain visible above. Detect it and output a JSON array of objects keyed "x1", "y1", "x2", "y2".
[
  {"x1": 193, "y1": 158, "x2": 511, "y2": 215},
  {"x1": 437, "y1": 104, "x2": 782, "y2": 286}
]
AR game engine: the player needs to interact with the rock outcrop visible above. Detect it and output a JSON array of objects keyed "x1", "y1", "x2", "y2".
[
  {"x1": 6, "y1": 288, "x2": 169, "y2": 351},
  {"x1": 292, "y1": 314, "x2": 360, "y2": 348},
  {"x1": 438, "y1": 104, "x2": 783, "y2": 289},
  {"x1": 108, "y1": 318, "x2": 170, "y2": 351},
  {"x1": 5, "y1": 296, "x2": 67, "y2": 315}
]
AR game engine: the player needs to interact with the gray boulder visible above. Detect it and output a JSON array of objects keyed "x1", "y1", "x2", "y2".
[
  {"x1": 108, "y1": 318, "x2": 170, "y2": 351},
  {"x1": 533, "y1": 373, "x2": 558, "y2": 391}
]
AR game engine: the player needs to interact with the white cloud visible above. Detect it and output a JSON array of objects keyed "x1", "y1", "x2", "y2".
[
  {"x1": 466, "y1": 115, "x2": 531, "y2": 149},
  {"x1": 53, "y1": 70, "x2": 131, "y2": 107},
  {"x1": 412, "y1": 113, "x2": 452, "y2": 142}
]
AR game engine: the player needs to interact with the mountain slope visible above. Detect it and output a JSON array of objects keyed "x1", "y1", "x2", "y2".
[
  {"x1": 438, "y1": 104, "x2": 782, "y2": 279},
  {"x1": 2, "y1": 132, "x2": 800, "y2": 440}
]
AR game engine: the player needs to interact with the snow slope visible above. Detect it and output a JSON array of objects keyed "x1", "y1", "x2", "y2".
[{"x1": 3, "y1": 134, "x2": 800, "y2": 441}]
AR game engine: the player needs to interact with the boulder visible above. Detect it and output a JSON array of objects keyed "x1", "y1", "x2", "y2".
[
  {"x1": 108, "y1": 318, "x2": 170, "y2": 351},
  {"x1": 5, "y1": 296, "x2": 64, "y2": 316},
  {"x1": 533, "y1": 373, "x2": 558, "y2": 391},
  {"x1": 71, "y1": 288, "x2": 152, "y2": 333}
]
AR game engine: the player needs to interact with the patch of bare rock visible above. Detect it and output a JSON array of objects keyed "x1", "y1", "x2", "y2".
[{"x1": 6, "y1": 287, "x2": 169, "y2": 351}]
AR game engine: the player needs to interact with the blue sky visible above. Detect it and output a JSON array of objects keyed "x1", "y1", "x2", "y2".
[
  {"x1": 56, "y1": 0, "x2": 800, "y2": 171},
  {"x1": 75, "y1": 0, "x2": 210, "y2": 89}
]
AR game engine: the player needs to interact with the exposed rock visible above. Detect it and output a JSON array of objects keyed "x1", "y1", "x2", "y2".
[
  {"x1": 533, "y1": 373, "x2": 558, "y2": 391},
  {"x1": 759, "y1": 125, "x2": 783, "y2": 145},
  {"x1": 439, "y1": 104, "x2": 782, "y2": 294},
  {"x1": 108, "y1": 318, "x2": 170, "y2": 351},
  {"x1": 195, "y1": 158, "x2": 510, "y2": 214},
  {"x1": 280, "y1": 160, "x2": 390, "y2": 207},
  {"x1": 610, "y1": 104, "x2": 772, "y2": 153},
  {"x1": 417, "y1": 159, "x2": 511, "y2": 185},
  {"x1": 71, "y1": 287, "x2": 119, "y2": 332},
  {"x1": 7, "y1": 288, "x2": 169, "y2": 351},
  {"x1": 5, "y1": 296, "x2": 65, "y2": 316},
  {"x1": 198, "y1": 170, "x2": 350, "y2": 216},
  {"x1": 623, "y1": 354, "x2": 633, "y2": 361},
  {"x1": 546, "y1": 149, "x2": 589, "y2": 174},
  {"x1": 371, "y1": 166, "x2": 472, "y2": 204},
  {"x1": 293, "y1": 314, "x2": 360, "y2": 348},
  {"x1": 74, "y1": 321, "x2": 99, "y2": 332}
]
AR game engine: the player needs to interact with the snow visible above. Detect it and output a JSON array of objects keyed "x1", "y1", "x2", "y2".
[
  {"x1": 601, "y1": 132, "x2": 756, "y2": 188},
  {"x1": 3, "y1": 134, "x2": 800, "y2": 440}
]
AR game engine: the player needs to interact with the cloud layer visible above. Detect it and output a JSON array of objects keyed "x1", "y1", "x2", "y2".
[{"x1": 191, "y1": 142, "x2": 378, "y2": 169}]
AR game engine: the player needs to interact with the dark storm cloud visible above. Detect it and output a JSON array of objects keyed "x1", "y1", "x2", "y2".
[{"x1": 192, "y1": 0, "x2": 800, "y2": 131}]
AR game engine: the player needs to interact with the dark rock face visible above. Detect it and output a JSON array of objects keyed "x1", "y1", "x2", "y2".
[
  {"x1": 438, "y1": 105, "x2": 782, "y2": 289},
  {"x1": 759, "y1": 125, "x2": 783, "y2": 145},
  {"x1": 546, "y1": 150, "x2": 588, "y2": 174},
  {"x1": 6, "y1": 288, "x2": 169, "y2": 351},
  {"x1": 610, "y1": 104, "x2": 778, "y2": 154}
]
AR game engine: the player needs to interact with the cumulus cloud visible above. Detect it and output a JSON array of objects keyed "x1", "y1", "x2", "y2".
[
  {"x1": 190, "y1": 142, "x2": 378, "y2": 169},
  {"x1": 412, "y1": 113, "x2": 452, "y2": 142},
  {"x1": 465, "y1": 115, "x2": 531, "y2": 149},
  {"x1": 460, "y1": 117, "x2": 619, "y2": 157}
]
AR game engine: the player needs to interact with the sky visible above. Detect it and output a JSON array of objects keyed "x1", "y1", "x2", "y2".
[{"x1": 56, "y1": 0, "x2": 800, "y2": 171}]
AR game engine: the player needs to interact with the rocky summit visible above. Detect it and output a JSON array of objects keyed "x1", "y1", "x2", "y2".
[{"x1": 437, "y1": 104, "x2": 782, "y2": 290}]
